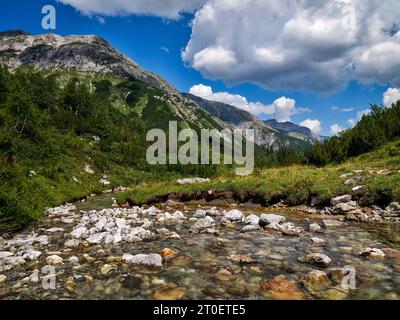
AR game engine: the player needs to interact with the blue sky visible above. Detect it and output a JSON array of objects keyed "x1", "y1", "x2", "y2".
[{"x1": 0, "y1": 0, "x2": 398, "y2": 136}]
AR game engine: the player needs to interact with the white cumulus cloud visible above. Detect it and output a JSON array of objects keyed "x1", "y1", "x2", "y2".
[
  {"x1": 300, "y1": 119, "x2": 321, "y2": 134},
  {"x1": 189, "y1": 84, "x2": 307, "y2": 122},
  {"x1": 347, "y1": 109, "x2": 371, "y2": 127},
  {"x1": 58, "y1": 0, "x2": 207, "y2": 19},
  {"x1": 330, "y1": 124, "x2": 344, "y2": 136},
  {"x1": 383, "y1": 87, "x2": 400, "y2": 107},
  {"x1": 182, "y1": 0, "x2": 400, "y2": 92}
]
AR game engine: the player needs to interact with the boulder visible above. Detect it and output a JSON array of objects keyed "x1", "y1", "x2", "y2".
[
  {"x1": 259, "y1": 214, "x2": 286, "y2": 227},
  {"x1": 221, "y1": 210, "x2": 245, "y2": 223},
  {"x1": 386, "y1": 202, "x2": 400, "y2": 215},
  {"x1": 332, "y1": 202, "x2": 357, "y2": 214},
  {"x1": 245, "y1": 214, "x2": 260, "y2": 225},
  {"x1": 189, "y1": 216, "x2": 215, "y2": 233},
  {"x1": 330, "y1": 195, "x2": 352, "y2": 206}
]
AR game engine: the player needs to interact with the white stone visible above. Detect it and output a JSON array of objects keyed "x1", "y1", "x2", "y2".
[
  {"x1": 70, "y1": 226, "x2": 87, "y2": 239},
  {"x1": 46, "y1": 255, "x2": 63, "y2": 265},
  {"x1": 245, "y1": 214, "x2": 260, "y2": 225},
  {"x1": 222, "y1": 210, "x2": 245, "y2": 223},
  {"x1": 331, "y1": 195, "x2": 352, "y2": 206},
  {"x1": 359, "y1": 248, "x2": 385, "y2": 259},
  {"x1": 194, "y1": 209, "x2": 207, "y2": 218},
  {"x1": 322, "y1": 219, "x2": 343, "y2": 228},
  {"x1": 68, "y1": 256, "x2": 79, "y2": 264},
  {"x1": 240, "y1": 225, "x2": 259, "y2": 233},
  {"x1": 309, "y1": 223, "x2": 322, "y2": 232},
  {"x1": 130, "y1": 254, "x2": 163, "y2": 267},
  {"x1": 46, "y1": 227, "x2": 64, "y2": 233},
  {"x1": 64, "y1": 239, "x2": 81, "y2": 248},
  {"x1": 0, "y1": 251, "x2": 14, "y2": 259},
  {"x1": 190, "y1": 216, "x2": 215, "y2": 233},
  {"x1": 311, "y1": 237, "x2": 325, "y2": 244},
  {"x1": 87, "y1": 232, "x2": 106, "y2": 244},
  {"x1": 259, "y1": 214, "x2": 286, "y2": 225}
]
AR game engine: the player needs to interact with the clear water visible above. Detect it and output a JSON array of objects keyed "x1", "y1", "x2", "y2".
[{"x1": 1, "y1": 193, "x2": 400, "y2": 300}]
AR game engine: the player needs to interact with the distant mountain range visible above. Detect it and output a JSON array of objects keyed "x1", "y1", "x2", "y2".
[
  {"x1": 184, "y1": 93, "x2": 327, "y2": 149},
  {"x1": 0, "y1": 30, "x2": 328, "y2": 151}
]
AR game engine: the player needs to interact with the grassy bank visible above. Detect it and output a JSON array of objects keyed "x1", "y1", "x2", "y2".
[{"x1": 117, "y1": 140, "x2": 400, "y2": 208}]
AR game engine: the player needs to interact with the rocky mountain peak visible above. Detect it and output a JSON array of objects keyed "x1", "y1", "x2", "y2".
[{"x1": 0, "y1": 30, "x2": 176, "y2": 93}]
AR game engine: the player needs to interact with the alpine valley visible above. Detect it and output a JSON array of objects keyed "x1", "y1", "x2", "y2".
[{"x1": 1, "y1": 29, "x2": 400, "y2": 301}]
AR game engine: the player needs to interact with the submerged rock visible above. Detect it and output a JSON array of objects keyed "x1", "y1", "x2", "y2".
[
  {"x1": 303, "y1": 253, "x2": 332, "y2": 268},
  {"x1": 259, "y1": 277, "x2": 305, "y2": 300},
  {"x1": 161, "y1": 248, "x2": 178, "y2": 259},
  {"x1": 122, "y1": 253, "x2": 163, "y2": 267},
  {"x1": 152, "y1": 286, "x2": 187, "y2": 300},
  {"x1": 302, "y1": 270, "x2": 331, "y2": 292},
  {"x1": 322, "y1": 220, "x2": 343, "y2": 228},
  {"x1": 359, "y1": 248, "x2": 386, "y2": 259},
  {"x1": 240, "y1": 225, "x2": 260, "y2": 233}
]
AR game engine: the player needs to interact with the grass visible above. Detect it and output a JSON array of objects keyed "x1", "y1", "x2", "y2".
[{"x1": 117, "y1": 139, "x2": 400, "y2": 208}]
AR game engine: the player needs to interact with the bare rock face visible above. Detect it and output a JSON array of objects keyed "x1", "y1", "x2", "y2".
[{"x1": 0, "y1": 30, "x2": 176, "y2": 93}]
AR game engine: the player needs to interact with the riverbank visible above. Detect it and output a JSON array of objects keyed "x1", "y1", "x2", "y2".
[{"x1": 117, "y1": 142, "x2": 400, "y2": 225}]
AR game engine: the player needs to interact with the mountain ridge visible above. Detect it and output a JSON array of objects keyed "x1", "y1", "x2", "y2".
[
  {"x1": 183, "y1": 93, "x2": 322, "y2": 149},
  {"x1": 0, "y1": 29, "x2": 177, "y2": 93}
]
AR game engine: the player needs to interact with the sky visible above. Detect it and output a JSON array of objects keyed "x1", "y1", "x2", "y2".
[{"x1": 1, "y1": 0, "x2": 400, "y2": 136}]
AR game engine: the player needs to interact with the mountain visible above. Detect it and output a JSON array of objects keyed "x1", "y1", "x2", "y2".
[
  {"x1": 263, "y1": 119, "x2": 312, "y2": 136},
  {"x1": 0, "y1": 30, "x2": 233, "y2": 134},
  {"x1": 264, "y1": 119, "x2": 329, "y2": 142},
  {"x1": 0, "y1": 30, "x2": 176, "y2": 93},
  {"x1": 183, "y1": 93, "x2": 320, "y2": 149}
]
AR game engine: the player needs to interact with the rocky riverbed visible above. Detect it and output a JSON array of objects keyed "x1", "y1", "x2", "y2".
[{"x1": 0, "y1": 193, "x2": 400, "y2": 300}]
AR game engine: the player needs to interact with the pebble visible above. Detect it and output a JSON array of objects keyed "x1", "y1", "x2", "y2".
[
  {"x1": 46, "y1": 255, "x2": 63, "y2": 265},
  {"x1": 64, "y1": 239, "x2": 81, "y2": 248},
  {"x1": 68, "y1": 256, "x2": 79, "y2": 264},
  {"x1": 309, "y1": 223, "x2": 322, "y2": 232},
  {"x1": 100, "y1": 264, "x2": 114, "y2": 275},
  {"x1": 0, "y1": 275, "x2": 7, "y2": 283},
  {"x1": 311, "y1": 237, "x2": 325, "y2": 244}
]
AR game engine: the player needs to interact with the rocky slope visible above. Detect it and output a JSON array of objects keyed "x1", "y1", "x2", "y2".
[
  {"x1": 0, "y1": 30, "x2": 176, "y2": 93},
  {"x1": 183, "y1": 93, "x2": 317, "y2": 150}
]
